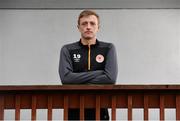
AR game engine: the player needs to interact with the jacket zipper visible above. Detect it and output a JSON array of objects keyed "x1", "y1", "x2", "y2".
[{"x1": 88, "y1": 45, "x2": 91, "y2": 70}]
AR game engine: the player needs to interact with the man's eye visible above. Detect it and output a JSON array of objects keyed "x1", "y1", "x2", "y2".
[
  {"x1": 90, "y1": 22, "x2": 96, "y2": 25},
  {"x1": 81, "y1": 22, "x2": 87, "y2": 26}
]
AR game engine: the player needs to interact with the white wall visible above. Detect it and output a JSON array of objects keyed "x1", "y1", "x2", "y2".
[
  {"x1": 0, "y1": 9, "x2": 180, "y2": 85},
  {"x1": 0, "y1": 0, "x2": 180, "y2": 8}
]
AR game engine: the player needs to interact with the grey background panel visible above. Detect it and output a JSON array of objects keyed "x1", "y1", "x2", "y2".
[
  {"x1": 0, "y1": 38, "x2": 2, "y2": 80},
  {"x1": 0, "y1": 0, "x2": 180, "y2": 9},
  {"x1": 0, "y1": 9, "x2": 180, "y2": 85}
]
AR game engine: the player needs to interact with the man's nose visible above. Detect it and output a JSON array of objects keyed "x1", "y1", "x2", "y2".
[{"x1": 87, "y1": 23, "x2": 91, "y2": 29}]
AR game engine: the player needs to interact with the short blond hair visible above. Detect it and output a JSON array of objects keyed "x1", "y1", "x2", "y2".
[{"x1": 78, "y1": 10, "x2": 100, "y2": 25}]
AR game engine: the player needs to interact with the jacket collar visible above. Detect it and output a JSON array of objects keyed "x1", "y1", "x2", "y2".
[{"x1": 79, "y1": 39, "x2": 99, "y2": 47}]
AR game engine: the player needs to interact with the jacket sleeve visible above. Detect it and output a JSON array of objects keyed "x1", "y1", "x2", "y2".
[
  {"x1": 59, "y1": 45, "x2": 104, "y2": 84},
  {"x1": 87, "y1": 43, "x2": 118, "y2": 84}
]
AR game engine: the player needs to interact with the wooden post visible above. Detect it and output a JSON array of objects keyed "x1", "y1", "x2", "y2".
[
  {"x1": 96, "y1": 95, "x2": 100, "y2": 120},
  {"x1": 144, "y1": 95, "x2": 149, "y2": 120},
  {"x1": 160, "y1": 95, "x2": 164, "y2": 120},
  {"x1": 80, "y1": 95, "x2": 85, "y2": 121},
  {"x1": 15, "y1": 95, "x2": 20, "y2": 121},
  {"x1": 111, "y1": 95, "x2": 116, "y2": 120},
  {"x1": 128, "y1": 95, "x2": 132, "y2": 121},
  {"x1": 31, "y1": 95, "x2": 37, "y2": 121},
  {"x1": 176, "y1": 95, "x2": 180, "y2": 120},
  {"x1": 63, "y1": 95, "x2": 68, "y2": 121},
  {"x1": 0, "y1": 95, "x2": 4, "y2": 120},
  {"x1": 48, "y1": 95, "x2": 53, "y2": 121}
]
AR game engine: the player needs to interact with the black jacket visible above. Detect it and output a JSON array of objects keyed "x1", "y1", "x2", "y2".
[
  {"x1": 59, "y1": 39, "x2": 118, "y2": 120},
  {"x1": 59, "y1": 39, "x2": 118, "y2": 84}
]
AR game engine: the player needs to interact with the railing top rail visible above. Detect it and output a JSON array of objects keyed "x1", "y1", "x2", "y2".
[{"x1": 0, "y1": 85, "x2": 180, "y2": 91}]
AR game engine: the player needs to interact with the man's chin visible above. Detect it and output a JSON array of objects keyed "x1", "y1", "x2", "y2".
[{"x1": 84, "y1": 36, "x2": 93, "y2": 40}]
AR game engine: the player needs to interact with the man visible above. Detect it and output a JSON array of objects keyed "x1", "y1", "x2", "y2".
[{"x1": 59, "y1": 10, "x2": 118, "y2": 120}]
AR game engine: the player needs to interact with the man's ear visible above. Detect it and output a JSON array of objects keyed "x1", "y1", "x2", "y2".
[
  {"x1": 97, "y1": 25, "x2": 100, "y2": 31},
  {"x1": 77, "y1": 25, "x2": 80, "y2": 29},
  {"x1": 77, "y1": 25, "x2": 80, "y2": 31},
  {"x1": 97, "y1": 25, "x2": 100, "y2": 32}
]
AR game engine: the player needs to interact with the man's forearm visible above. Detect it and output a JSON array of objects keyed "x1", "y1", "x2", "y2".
[
  {"x1": 60, "y1": 70, "x2": 104, "y2": 84},
  {"x1": 88, "y1": 75, "x2": 115, "y2": 84}
]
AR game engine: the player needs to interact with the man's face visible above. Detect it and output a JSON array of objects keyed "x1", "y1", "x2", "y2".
[{"x1": 78, "y1": 15, "x2": 99, "y2": 40}]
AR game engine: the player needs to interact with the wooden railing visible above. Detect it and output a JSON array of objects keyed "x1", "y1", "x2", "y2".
[{"x1": 0, "y1": 85, "x2": 180, "y2": 120}]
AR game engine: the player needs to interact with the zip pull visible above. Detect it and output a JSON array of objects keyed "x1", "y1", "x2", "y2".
[{"x1": 88, "y1": 44, "x2": 91, "y2": 70}]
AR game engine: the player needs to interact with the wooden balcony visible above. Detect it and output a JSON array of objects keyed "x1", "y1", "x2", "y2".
[{"x1": 0, "y1": 85, "x2": 180, "y2": 120}]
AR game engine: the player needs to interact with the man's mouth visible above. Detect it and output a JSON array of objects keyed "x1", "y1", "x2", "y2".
[{"x1": 85, "y1": 31, "x2": 92, "y2": 34}]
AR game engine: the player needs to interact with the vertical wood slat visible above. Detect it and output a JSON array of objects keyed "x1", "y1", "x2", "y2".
[
  {"x1": 48, "y1": 95, "x2": 53, "y2": 121},
  {"x1": 15, "y1": 95, "x2": 21, "y2": 121},
  {"x1": 31, "y1": 95, "x2": 37, "y2": 121},
  {"x1": 144, "y1": 95, "x2": 148, "y2": 120},
  {"x1": 96, "y1": 95, "x2": 100, "y2": 120},
  {"x1": 80, "y1": 95, "x2": 85, "y2": 121},
  {"x1": 111, "y1": 95, "x2": 116, "y2": 121},
  {"x1": 176, "y1": 95, "x2": 180, "y2": 120},
  {"x1": 160, "y1": 95, "x2": 164, "y2": 120},
  {"x1": 128, "y1": 95, "x2": 132, "y2": 121},
  {"x1": 63, "y1": 95, "x2": 68, "y2": 121},
  {"x1": 0, "y1": 96, "x2": 4, "y2": 120}
]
